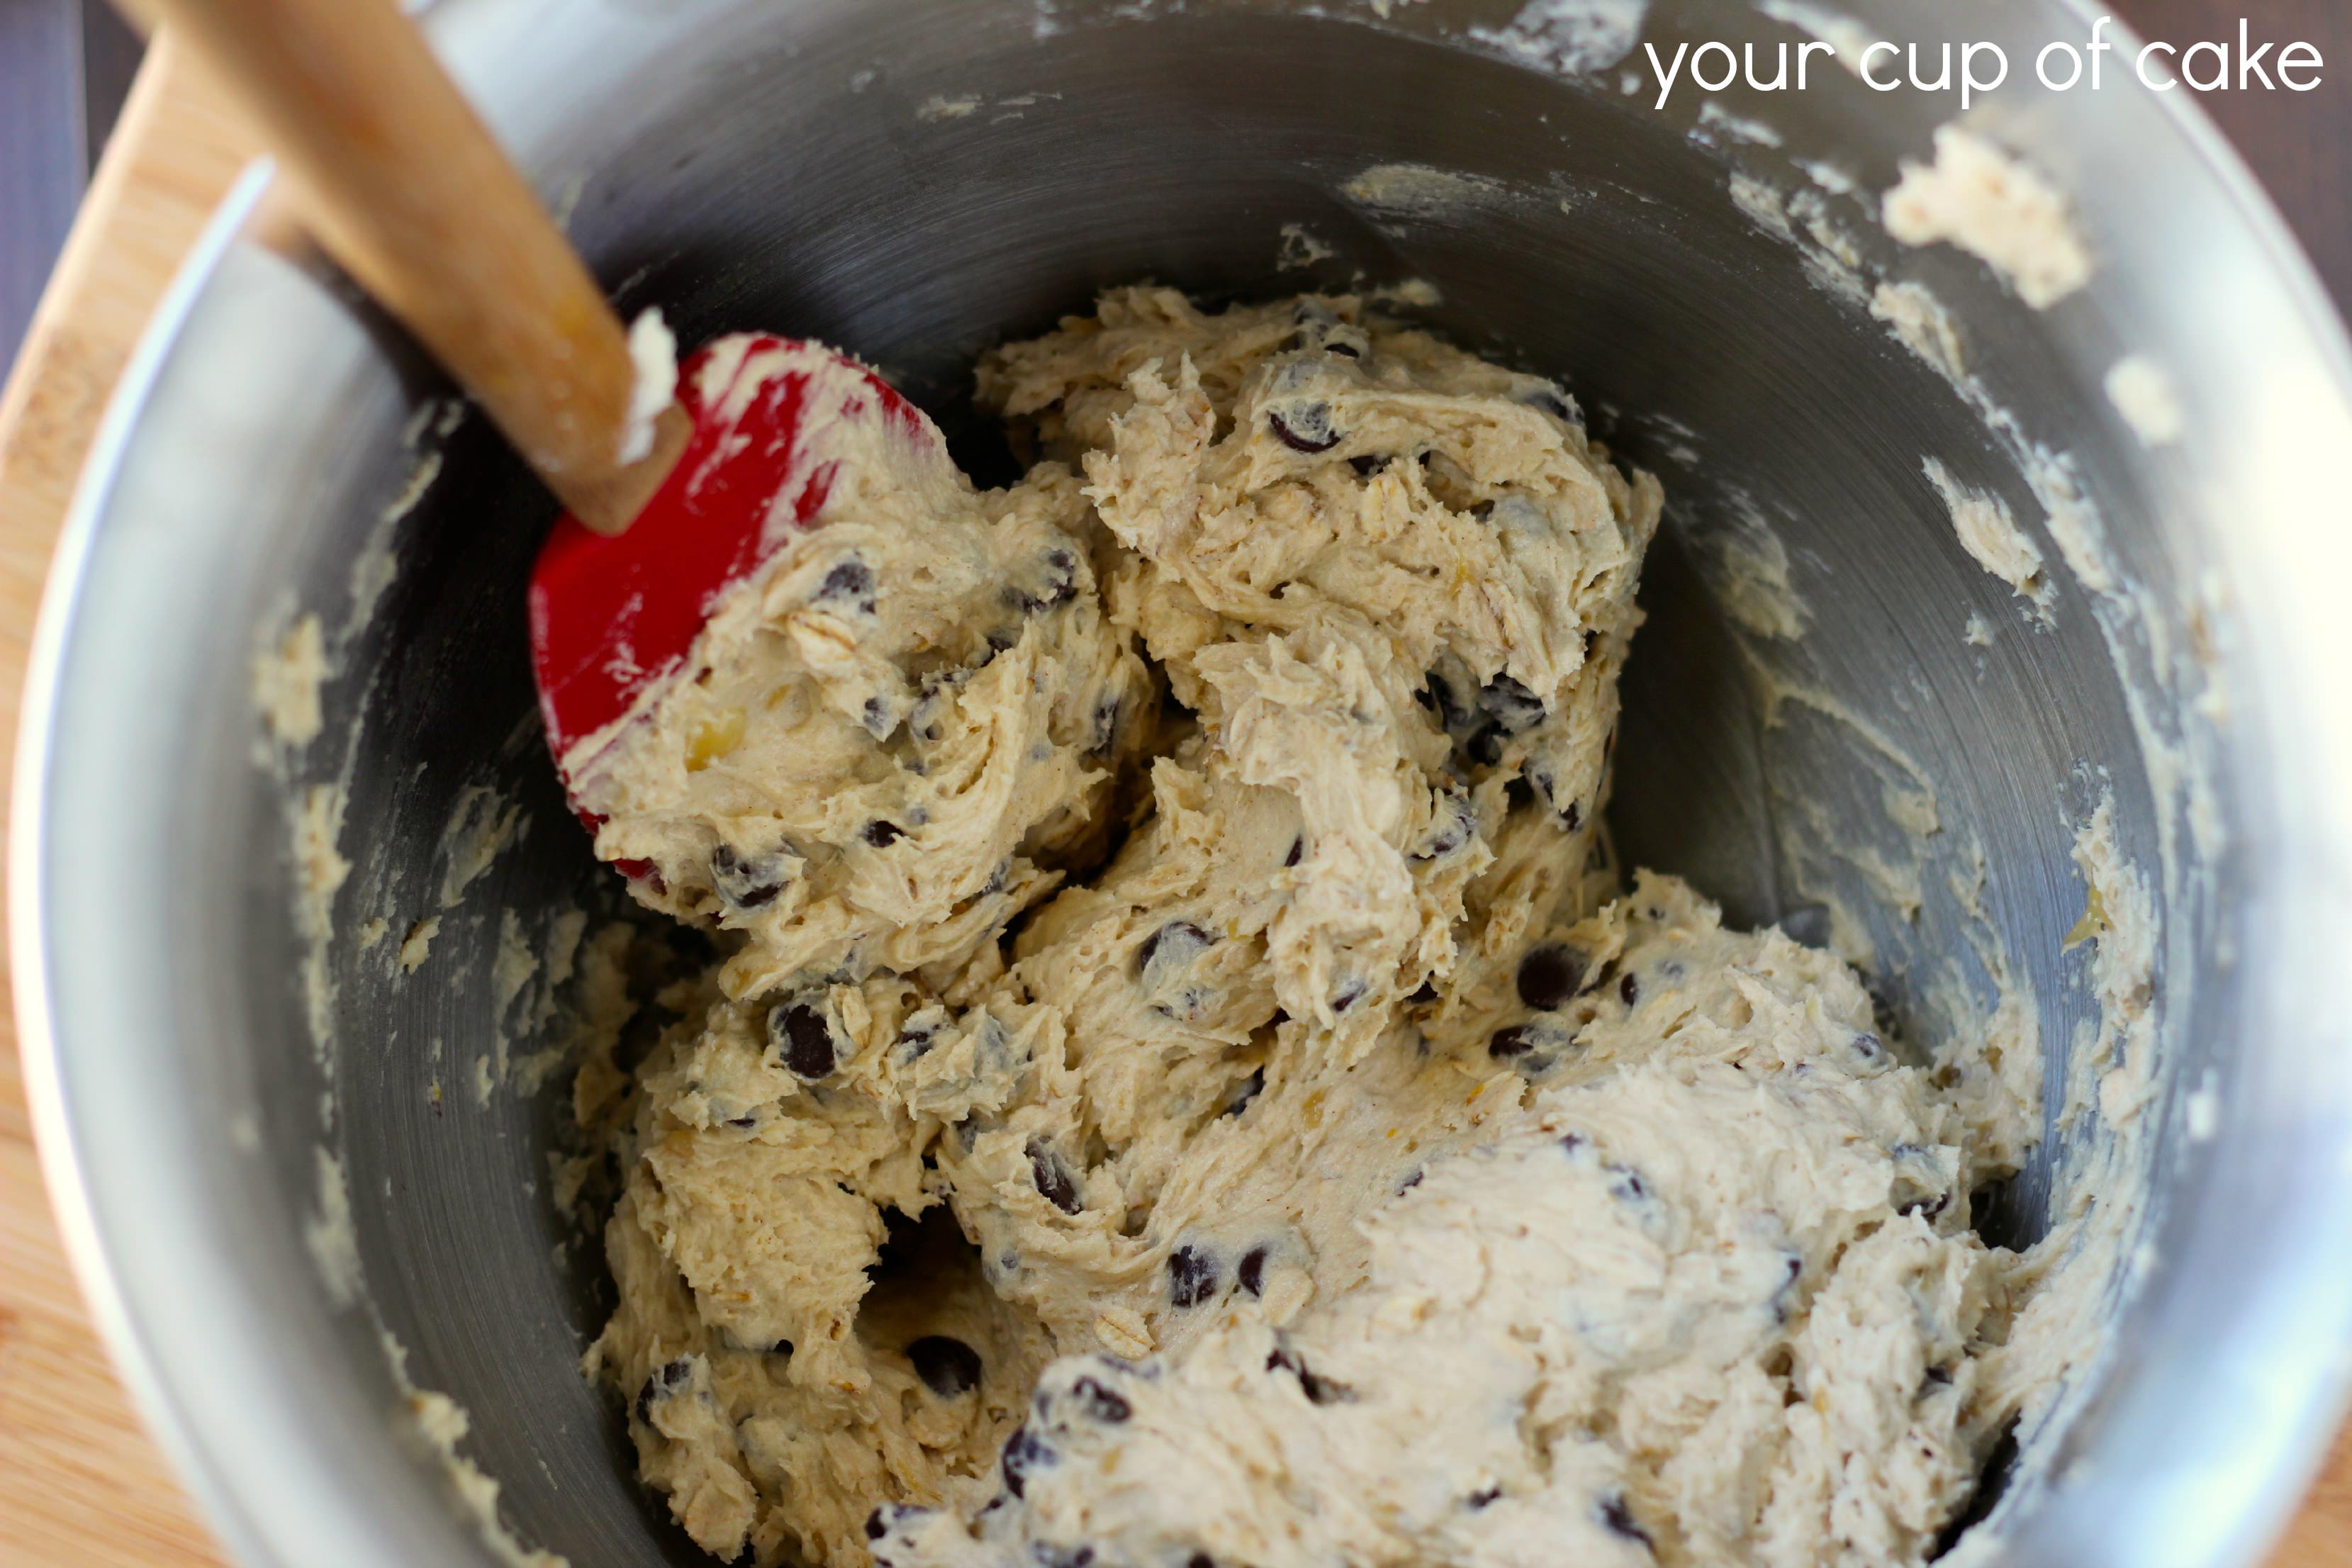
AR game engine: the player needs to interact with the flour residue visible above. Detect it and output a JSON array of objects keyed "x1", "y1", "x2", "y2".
[
  {"x1": 304, "y1": 1146, "x2": 363, "y2": 1309},
  {"x1": 379, "y1": 444, "x2": 444, "y2": 526},
  {"x1": 440, "y1": 785, "x2": 525, "y2": 909},
  {"x1": 2183, "y1": 1067, "x2": 2219, "y2": 1143},
  {"x1": 1729, "y1": 172, "x2": 1794, "y2": 242},
  {"x1": 2104, "y1": 355, "x2": 2184, "y2": 448},
  {"x1": 1923, "y1": 457, "x2": 2054, "y2": 621},
  {"x1": 2025, "y1": 448, "x2": 2117, "y2": 598},
  {"x1": 1276, "y1": 223, "x2": 1334, "y2": 271},
  {"x1": 1463, "y1": 0, "x2": 1647, "y2": 73},
  {"x1": 1698, "y1": 99, "x2": 1781, "y2": 147},
  {"x1": 398, "y1": 916, "x2": 442, "y2": 973},
  {"x1": 338, "y1": 402, "x2": 455, "y2": 652},
  {"x1": 1694, "y1": 491, "x2": 1810, "y2": 640},
  {"x1": 253, "y1": 612, "x2": 327, "y2": 749},
  {"x1": 1883, "y1": 127, "x2": 2093, "y2": 310},
  {"x1": 1340, "y1": 162, "x2": 1516, "y2": 225},
  {"x1": 293, "y1": 783, "x2": 352, "y2": 1054},
  {"x1": 1732, "y1": 174, "x2": 1867, "y2": 305},
  {"x1": 1871, "y1": 281, "x2": 1969, "y2": 383},
  {"x1": 1365, "y1": 276, "x2": 1445, "y2": 309},
  {"x1": 379, "y1": 1330, "x2": 569, "y2": 1568}
]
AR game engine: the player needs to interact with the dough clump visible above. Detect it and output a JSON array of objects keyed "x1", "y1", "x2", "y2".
[{"x1": 577, "y1": 289, "x2": 2033, "y2": 1568}]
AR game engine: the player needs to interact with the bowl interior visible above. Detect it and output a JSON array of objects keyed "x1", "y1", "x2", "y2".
[{"x1": 36, "y1": 2, "x2": 2335, "y2": 1566}]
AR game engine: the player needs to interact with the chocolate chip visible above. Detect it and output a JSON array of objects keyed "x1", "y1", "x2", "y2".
[
  {"x1": 1187, "y1": 1557, "x2": 1215, "y2": 1568},
  {"x1": 1416, "y1": 793, "x2": 1474, "y2": 861},
  {"x1": 1268, "y1": 405, "x2": 1340, "y2": 454},
  {"x1": 1489, "y1": 1025, "x2": 1538, "y2": 1060},
  {"x1": 1332, "y1": 979, "x2": 1367, "y2": 1012},
  {"x1": 635, "y1": 1357, "x2": 693, "y2": 1423},
  {"x1": 1897, "y1": 1192, "x2": 1951, "y2": 1220},
  {"x1": 1560, "y1": 1132, "x2": 1588, "y2": 1155},
  {"x1": 1089, "y1": 697, "x2": 1121, "y2": 756},
  {"x1": 866, "y1": 1511, "x2": 889, "y2": 1541},
  {"x1": 1779, "y1": 903, "x2": 1833, "y2": 946},
  {"x1": 863, "y1": 819, "x2": 905, "y2": 848},
  {"x1": 1608, "y1": 1164, "x2": 1650, "y2": 1202},
  {"x1": 1041, "y1": 548, "x2": 1077, "y2": 600},
  {"x1": 1284, "y1": 836, "x2": 1304, "y2": 868},
  {"x1": 1168, "y1": 1245, "x2": 1219, "y2": 1307},
  {"x1": 1349, "y1": 454, "x2": 1389, "y2": 477},
  {"x1": 1137, "y1": 920, "x2": 1214, "y2": 975},
  {"x1": 1619, "y1": 971, "x2": 1640, "y2": 1006},
  {"x1": 768, "y1": 1002, "x2": 836, "y2": 1080},
  {"x1": 1399, "y1": 1168, "x2": 1425, "y2": 1192},
  {"x1": 1004, "y1": 548, "x2": 1080, "y2": 612},
  {"x1": 1598, "y1": 1493, "x2": 1653, "y2": 1550},
  {"x1": 908, "y1": 1335, "x2": 982, "y2": 1397},
  {"x1": 1479, "y1": 674, "x2": 1547, "y2": 733},
  {"x1": 1001, "y1": 1423, "x2": 1055, "y2": 1497},
  {"x1": 1769, "y1": 1253, "x2": 1804, "y2": 1322},
  {"x1": 1465, "y1": 724, "x2": 1503, "y2": 767},
  {"x1": 1225, "y1": 1068, "x2": 1265, "y2": 1118},
  {"x1": 1516, "y1": 944, "x2": 1586, "y2": 1010},
  {"x1": 1467, "y1": 1485, "x2": 1503, "y2": 1509},
  {"x1": 1523, "y1": 386, "x2": 1579, "y2": 425},
  {"x1": 1266, "y1": 1346, "x2": 1347, "y2": 1404},
  {"x1": 1029, "y1": 1140, "x2": 1081, "y2": 1214},
  {"x1": 1418, "y1": 671, "x2": 1472, "y2": 732},
  {"x1": 819, "y1": 559, "x2": 874, "y2": 603},
  {"x1": 1238, "y1": 1246, "x2": 1268, "y2": 1297},
  {"x1": 1562, "y1": 800, "x2": 1583, "y2": 831},
  {"x1": 710, "y1": 844, "x2": 788, "y2": 909},
  {"x1": 1326, "y1": 342, "x2": 1361, "y2": 359},
  {"x1": 1071, "y1": 1376, "x2": 1131, "y2": 1423},
  {"x1": 1851, "y1": 1031, "x2": 1886, "y2": 1065}
]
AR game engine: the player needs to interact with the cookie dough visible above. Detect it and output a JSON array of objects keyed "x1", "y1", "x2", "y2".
[{"x1": 578, "y1": 289, "x2": 2036, "y2": 1568}]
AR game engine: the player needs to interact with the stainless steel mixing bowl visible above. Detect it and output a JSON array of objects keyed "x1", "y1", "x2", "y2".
[{"x1": 16, "y1": 1, "x2": 2352, "y2": 1564}]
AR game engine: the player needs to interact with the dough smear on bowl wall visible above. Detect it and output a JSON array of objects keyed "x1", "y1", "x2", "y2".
[{"x1": 571, "y1": 288, "x2": 2085, "y2": 1568}]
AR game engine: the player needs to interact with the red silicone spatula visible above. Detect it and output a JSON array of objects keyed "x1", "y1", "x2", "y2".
[
  {"x1": 147, "y1": 0, "x2": 939, "y2": 788},
  {"x1": 525, "y1": 339, "x2": 937, "y2": 776}
]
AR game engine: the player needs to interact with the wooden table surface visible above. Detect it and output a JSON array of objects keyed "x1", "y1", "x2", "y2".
[{"x1": 1, "y1": 17, "x2": 2348, "y2": 1568}]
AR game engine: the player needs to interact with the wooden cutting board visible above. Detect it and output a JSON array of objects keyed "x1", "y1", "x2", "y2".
[{"x1": 0, "y1": 26, "x2": 2346, "y2": 1568}]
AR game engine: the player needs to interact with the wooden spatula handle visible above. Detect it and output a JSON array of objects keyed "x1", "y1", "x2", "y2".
[{"x1": 138, "y1": 0, "x2": 688, "y2": 534}]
